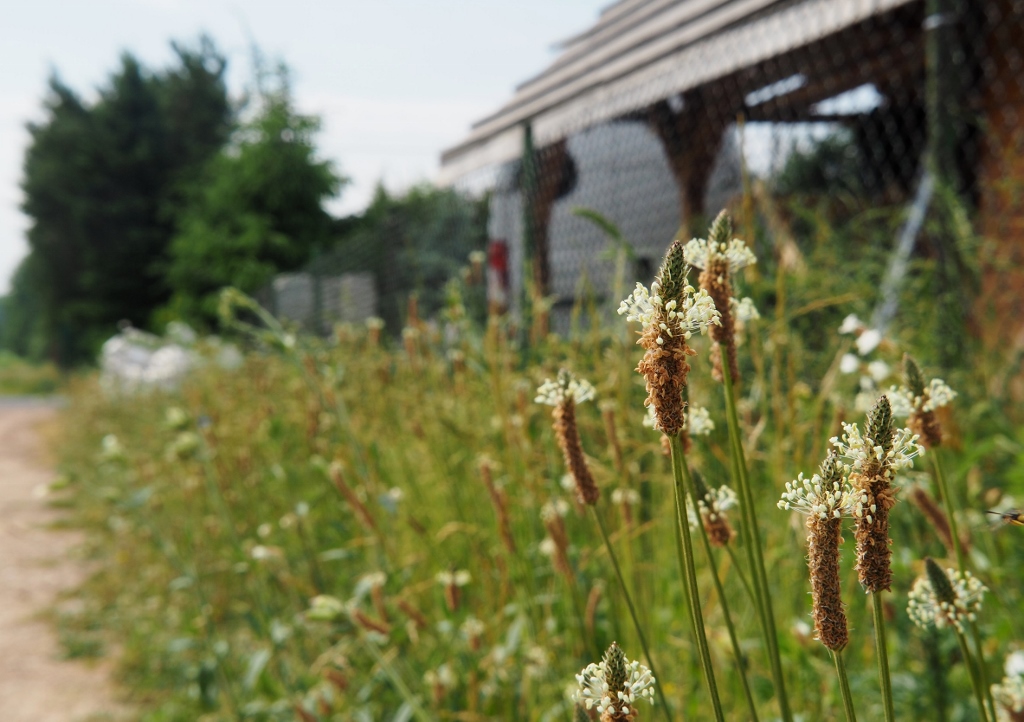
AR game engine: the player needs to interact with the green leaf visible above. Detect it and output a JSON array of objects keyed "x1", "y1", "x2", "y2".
[{"x1": 242, "y1": 648, "x2": 272, "y2": 691}]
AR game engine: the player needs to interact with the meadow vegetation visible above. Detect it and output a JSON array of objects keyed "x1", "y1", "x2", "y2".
[
  {"x1": 0, "y1": 351, "x2": 60, "y2": 395},
  {"x1": 51, "y1": 211, "x2": 1024, "y2": 722}
]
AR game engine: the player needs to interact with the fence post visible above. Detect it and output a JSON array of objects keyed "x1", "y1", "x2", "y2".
[
  {"x1": 925, "y1": 0, "x2": 956, "y2": 189},
  {"x1": 311, "y1": 245, "x2": 324, "y2": 336},
  {"x1": 520, "y1": 120, "x2": 538, "y2": 328}
]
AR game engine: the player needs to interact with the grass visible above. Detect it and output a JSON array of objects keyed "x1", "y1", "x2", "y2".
[
  {"x1": 48, "y1": 222, "x2": 1024, "y2": 721},
  {"x1": 0, "y1": 352, "x2": 61, "y2": 395}
]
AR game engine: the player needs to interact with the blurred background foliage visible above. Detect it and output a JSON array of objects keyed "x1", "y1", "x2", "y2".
[
  {"x1": 160, "y1": 69, "x2": 343, "y2": 328},
  {"x1": 15, "y1": 38, "x2": 232, "y2": 365},
  {"x1": 312, "y1": 183, "x2": 489, "y2": 331},
  {"x1": 1, "y1": 37, "x2": 490, "y2": 368}
]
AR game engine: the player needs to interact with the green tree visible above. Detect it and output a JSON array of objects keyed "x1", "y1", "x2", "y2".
[
  {"x1": 163, "y1": 70, "x2": 343, "y2": 325},
  {"x1": 17, "y1": 38, "x2": 231, "y2": 364},
  {"x1": 0, "y1": 255, "x2": 49, "y2": 359}
]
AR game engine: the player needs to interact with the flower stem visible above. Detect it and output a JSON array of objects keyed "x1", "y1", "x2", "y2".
[
  {"x1": 870, "y1": 592, "x2": 896, "y2": 722},
  {"x1": 833, "y1": 650, "x2": 858, "y2": 722},
  {"x1": 719, "y1": 344, "x2": 792, "y2": 722},
  {"x1": 954, "y1": 628, "x2": 990, "y2": 722},
  {"x1": 929, "y1": 450, "x2": 965, "y2": 572},
  {"x1": 363, "y1": 638, "x2": 432, "y2": 722},
  {"x1": 569, "y1": 575, "x2": 601, "y2": 661},
  {"x1": 930, "y1": 431, "x2": 996, "y2": 721},
  {"x1": 682, "y1": 454, "x2": 759, "y2": 721},
  {"x1": 591, "y1": 507, "x2": 675, "y2": 722},
  {"x1": 669, "y1": 435, "x2": 725, "y2": 722},
  {"x1": 724, "y1": 543, "x2": 757, "y2": 606},
  {"x1": 969, "y1": 620, "x2": 998, "y2": 722}
]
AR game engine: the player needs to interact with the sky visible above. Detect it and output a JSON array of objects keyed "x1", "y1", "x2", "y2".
[{"x1": 0, "y1": 0, "x2": 609, "y2": 294}]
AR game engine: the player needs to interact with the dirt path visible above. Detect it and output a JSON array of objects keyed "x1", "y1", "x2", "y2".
[{"x1": 0, "y1": 401, "x2": 127, "y2": 722}]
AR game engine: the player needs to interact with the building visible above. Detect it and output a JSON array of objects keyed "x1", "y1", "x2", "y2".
[{"x1": 439, "y1": 0, "x2": 1023, "y2": 341}]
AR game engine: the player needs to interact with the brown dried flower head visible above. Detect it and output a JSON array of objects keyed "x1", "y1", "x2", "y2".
[
  {"x1": 480, "y1": 457, "x2": 516, "y2": 554},
  {"x1": 778, "y1": 451, "x2": 854, "y2": 650},
  {"x1": 691, "y1": 470, "x2": 736, "y2": 547},
  {"x1": 541, "y1": 499, "x2": 574, "y2": 582},
  {"x1": 329, "y1": 462, "x2": 378, "y2": 533},
  {"x1": 888, "y1": 354, "x2": 957, "y2": 449},
  {"x1": 831, "y1": 396, "x2": 923, "y2": 593},
  {"x1": 683, "y1": 211, "x2": 757, "y2": 384},
  {"x1": 908, "y1": 484, "x2": 966, "y2": 557},
  {"x1": 536, "y1": 371, "x2": 600, "y2": 505},
  {"x1": 436, "y1": 569, "x2": 470, "y2": 613},
  {"x1": 619, "y1": 241, "x2": 719, "y2": 436}
]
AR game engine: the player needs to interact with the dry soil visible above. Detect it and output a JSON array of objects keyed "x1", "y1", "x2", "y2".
[{"x1": 0, "y1": 400, "x2": 127, "y2": 721}]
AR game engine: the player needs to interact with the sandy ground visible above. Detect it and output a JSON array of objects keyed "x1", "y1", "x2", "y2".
[{"x1": 0, "y1": 400, "x2": 128, "y2": 722}]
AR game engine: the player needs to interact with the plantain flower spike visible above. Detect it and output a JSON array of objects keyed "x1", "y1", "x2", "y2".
[
  {"x1": 831, "y1": 395, "x2": 923, "y2": 593},
  {"x1": 690, "y1": 470, "x2": 737, "y2": 547},
  {"x1": 908, "y1": 484, "x2": 962, "y2": 558},
  {"x1": 537, "y1": 370, "x2": 600, "y2": 505},
  {"x1": 619, "y1": 239, "x2": 719, "y2": 436},
  {"x1": 887, "y1": 354, "x2": 957, "y2": 448},
  {"x1": 574, "y1": 642, "x2": 656, "y2": 721},
  {"x1": 907, "y1": 557, "x2": 986, "y2": 634},
  {"x1": 684, "y1": 211, "x2": 756, "y2": 384},
  {"x1": 991, "y1": 653, "x2": 1024, "y2": 722},
  {"x1": 778, "y1": 451, "x2": 855, "y2": 650}
]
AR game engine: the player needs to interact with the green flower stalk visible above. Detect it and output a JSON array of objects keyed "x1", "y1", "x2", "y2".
[
  {"x1": 831, "y1": 395, "x2": 922, "y2": 722},
  {"x1": 690, "y1": 469, "x2": 759, "y2": 721},
  {"x1": 538, "y1": 372, "x2": 673, "y2": 722},
  {"x1": 621, "y1": 238, "x2": 724, "y2": 720},
  {"x1": 893, "y1": 357, "x2": 990, "y2": 714},
  {"x1": 686, "y1": 212, "x2": 791, "y2": 722},
  {"x1": 909, "y1": 558, "x2": 990, "y2": 721}
]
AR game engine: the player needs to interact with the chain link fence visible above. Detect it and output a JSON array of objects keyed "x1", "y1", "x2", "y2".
[
  {"x1": 274, "y1": 0, "x2": 1024, "y2": 365},
  {"x1": 256, "y1": 188, "x2": 490, "y2": 334}
]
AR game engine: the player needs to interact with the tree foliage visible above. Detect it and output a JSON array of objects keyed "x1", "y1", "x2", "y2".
[
  {"x1": 8, "y1": 40, "x2": 348, "y2": 363},
  {"x1": 16, "y1": 38, "x2": 231, "y2": 364},
  {"x1": 163, "y1": 71, "x2": 343, "y2": 325},
  {"x1": 0, "y1": 255, "x2": 49, "y2": 359}
]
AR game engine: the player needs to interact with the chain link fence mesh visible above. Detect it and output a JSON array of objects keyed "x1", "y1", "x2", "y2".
[{"x1": 276, "y1": 0, "x2": 1023, "y2": 365}]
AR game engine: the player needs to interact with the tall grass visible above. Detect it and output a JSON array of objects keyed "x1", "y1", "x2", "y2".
[
  {"x1": 0, "y1": 351, "x2": 60, "y2": 395},
  {"x1": 51, "y1": 216, "x2": 1024, "y2": 722}
]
